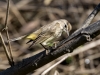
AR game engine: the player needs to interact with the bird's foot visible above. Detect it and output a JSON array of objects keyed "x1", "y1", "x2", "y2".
[{"x1": 40, "y1": 43, "x2": 53, "y2": 55}]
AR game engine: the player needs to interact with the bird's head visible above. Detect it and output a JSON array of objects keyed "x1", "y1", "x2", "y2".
[{"x1": 57, "y1": 19, "x2": 72, "y2": 36}]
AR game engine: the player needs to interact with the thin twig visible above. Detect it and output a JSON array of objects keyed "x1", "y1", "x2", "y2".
[
  {"x1": 0, "y1": 33, "x2": 12, "y2": 66},
  {"x1": 41, "y1": 54, "x2": 70, "y2": 75},
  {"x1": 4, "y1": 0, "x2": 14, "y2": 66}
]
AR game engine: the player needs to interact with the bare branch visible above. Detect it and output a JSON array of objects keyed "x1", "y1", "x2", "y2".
[
  {"x1": 4, "y1": 0, "x2": 14, "y2": 66},
  {"x1": 0, "y1": 2, "x2": 100, "y2": 75},
  {"x1": 0, "y1": 19, "x2": 100, "y2": 75},
  {"x1": 0, "y1": 33, "x2": 11, "y2": 66}
]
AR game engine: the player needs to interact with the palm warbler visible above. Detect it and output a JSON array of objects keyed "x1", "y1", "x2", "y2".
[{"x1": 9, "y1": 19, "x2": 72, "y2": 47}]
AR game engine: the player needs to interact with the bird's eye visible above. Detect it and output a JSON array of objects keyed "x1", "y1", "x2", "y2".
[{"x1": 65, "y1": 25, "x2": 67, "y2": 27}]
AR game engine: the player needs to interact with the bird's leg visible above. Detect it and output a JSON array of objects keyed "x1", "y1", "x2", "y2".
[
  {"x1": 53, "y1": 41, "x2": 59, "y2": 48},
  {"x1": 40, "y1": 43, "x2": 51, "y2": 55},
  {"x1": 40, "y1": 43, "x2": 48, "y2": 50}
]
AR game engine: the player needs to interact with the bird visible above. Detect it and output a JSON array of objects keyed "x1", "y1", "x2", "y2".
[{"x1": 9, "y1": 19, "x2": 72, "y2": 49}]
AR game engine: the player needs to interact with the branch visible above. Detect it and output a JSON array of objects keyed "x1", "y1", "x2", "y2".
[
  {"x1": 0, "y1": 0, "x2": 14, "y2": 67},
  {"x1": 0, "y1": 19, "x2": 100, "y2": 75},
  {"x1": 41, "y1": 38, "x2": 100, "y2": 75},
  {"x1": 0, "y1": 3, "x2": 100, "y2": 75},
  {"x1": 4, "y1": 0, "x2": 14, "y2": 66}
]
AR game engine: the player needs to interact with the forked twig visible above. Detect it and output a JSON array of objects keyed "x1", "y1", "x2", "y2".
[
  {"x1": 0, "y1": 33, "x2": 12, "y2": 66},
  {"x1": 2, "y1": 0, "x2": 14, "y2": 66},
  {"x1": 0, "y1": 0, "x2": 14, "y2": 66}
]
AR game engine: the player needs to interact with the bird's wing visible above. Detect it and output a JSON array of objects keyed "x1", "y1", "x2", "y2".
[
  {"x1": 27, "y1": 30, "x2": 53, "y2": 49},
  {"x1": 28, "y1": 31, "x2": 53, "y2": 45},
  {"x1": 8, "y1": 27, "x2": 42, "y2": 42},
  {"x1": 8, "y1": 20, "x2": 60, "y2": 43},
  {"x1": 26, "y1": 24, "x2": 52, "y2": 44}
]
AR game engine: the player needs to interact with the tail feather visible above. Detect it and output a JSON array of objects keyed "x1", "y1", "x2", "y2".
[{"x1": 26, "y1": 39, "x2": 33, "y2": 44}]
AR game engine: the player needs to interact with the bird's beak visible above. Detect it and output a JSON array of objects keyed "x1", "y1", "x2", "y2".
[
  {"x1": 64, "y1": 28, "x2": 69, "y2": 36},
  {"x1": 66, "y1": 30, "x2": 69, "y2": 36}
]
